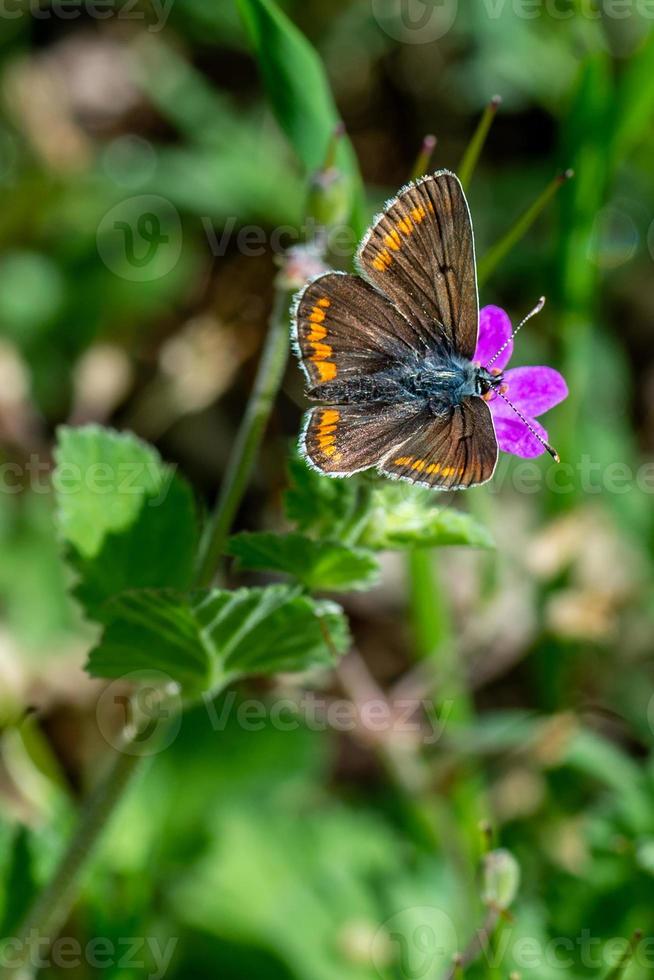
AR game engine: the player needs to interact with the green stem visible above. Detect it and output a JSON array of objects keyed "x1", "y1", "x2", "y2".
[
  {"x1": 407, "y1": 549, "x2": 485, "y2": 874},
  {"x1": 195, "y1": 285, "x2": 292, "y2": 586},
  {"x1": 442, "y1": 908, "x2": 500, "y2": 980},
  {"x1": 408, "y1": 549, "x2": 466, "y2": 719},
  {"x1": 477, "y1": 169, "x2": 573, "y2": 287},
  {"x1": 458, "y1": 96, "x2": 501, "y2": 190},
  {"x1": 0, "y1": 733, "x2": 144, "y2": 980}
]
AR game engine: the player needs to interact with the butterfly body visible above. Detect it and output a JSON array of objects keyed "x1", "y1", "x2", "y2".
[
  {"x1": 309, "y1": 354, "x2": 499, "y2": 409},
  {"x1": 292, "y1": 170, "x2": 501, "y2": 490}
]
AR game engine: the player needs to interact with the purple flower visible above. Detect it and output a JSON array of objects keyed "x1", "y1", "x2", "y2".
[{"x1": 475, "y1": 305, "x2": 568, "y2": 459}]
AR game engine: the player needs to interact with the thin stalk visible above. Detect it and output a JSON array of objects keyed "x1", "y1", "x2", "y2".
[
  {"x1": 604, "y1": 930, "x2": 643, "y2": 979},
  {"x1": 458, "y1": 96, "x2": 501, "y2": 190},
  {"x1": 477, "y1": 170, "x2": 574, "y2": 287},
  {"x1": 0, "y1": 731, "x2": 144, "y2": 979},
  {"x1": 408, "y1": 550, "x2": 466, "y2": 719},
  {"x1": 196, "y1": 285, "x2": 292, "y2": 585},
  {"x1": 411, "y1": 134, "x2": 437, "y2": 180},
  {"x1": 442, "y1": 908, "x2": 500, "y2": 980},
  {"x1": 407, "y1": 549, "x2": 486, "y2": 874}
]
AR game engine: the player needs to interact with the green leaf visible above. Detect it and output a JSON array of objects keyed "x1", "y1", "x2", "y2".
[
  {"x1": 54, "y1": 425, "x2": 198, "y2": 622},
  {"x1": 612, "y1": 30, "x2": 654, "y2": 161},
  {"x1": 0, "y1": 827, "x2": 38, "y2": 935},
  {"x1": 284, "y1": 453, "x2": 361, "y2": 539},
  {"x1": 228, "y1": 531, "x2": 380, "y2": 592},
  {"x1": 87, "y1": 585, "x2": 350, "y2": 695},
  {"x1": 361, "y1": 485, "x2": 494, "y2": 551},
  {"x1": 236, "y1": 0, "x2": 366, "y2": 233}
]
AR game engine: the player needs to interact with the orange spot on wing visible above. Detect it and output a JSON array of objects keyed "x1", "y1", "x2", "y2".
[
  {"x1": 310, "y1": 341, "x2": 332, "y2": 361},
  {"x1": 307, "y1": 323, "x2": 327, "y2": 342},
  {"x1": 384, "y1": 229, "x2": 402, "y2": 251},
  {"x1": 306, "y1": 301, "x2": 337, "y2": 380},
  {"x1": 372, "y1": 249, "x2": 393, "y2": 272},
  {"x1": 315, "y1": 361, "x2": 337, "y2": 382},
  {"x1": 316, "y1": 408, "x2": 342, "y2": 455}
]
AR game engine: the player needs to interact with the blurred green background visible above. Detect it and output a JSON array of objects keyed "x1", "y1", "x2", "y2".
[{"x1": 2, "y1": 0, "x2": 654, "y2": 977}]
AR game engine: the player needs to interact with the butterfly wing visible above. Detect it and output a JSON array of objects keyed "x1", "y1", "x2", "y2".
[
  {"x1": 357, "y1": 170, "x2": 479, "y2": 359},
  {"x1": 302, "y1": 401, "x2": 428, "y2": 476},
  {"x1": 293, "y1": 271, "x2": 424, "y2": 388},
  {"x1": 378, "y1": 397, "x2": 498, "y2": 490}
]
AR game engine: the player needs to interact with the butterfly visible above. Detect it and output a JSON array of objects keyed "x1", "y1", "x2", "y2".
[{"x1": 291, "y1": 169, "x2": 551, "y2": 490}]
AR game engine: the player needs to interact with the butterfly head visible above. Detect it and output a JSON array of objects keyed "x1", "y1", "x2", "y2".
[{"x1": 475, "y1": 366, "x2": 506, "y2": 402}]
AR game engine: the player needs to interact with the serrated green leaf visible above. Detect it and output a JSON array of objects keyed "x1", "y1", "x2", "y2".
[
  {"x1": 284, "y1": 454, "x2": 361, "y2": 539},
  {"x1": 361, "y1": 485, "x2": 494, "y2": 551},
  {"x1": 236, "y1": 0, "x2": 366, "y2": 234},
  {"x1": 228, "y1": 531, "x2": 380, "y2": 592},
  {"x1": 54, "y1": 425, "x2": 198, "y2": 622},
  {"x1": 87, "y1": 585, "x2": 350, "y2": 695}
]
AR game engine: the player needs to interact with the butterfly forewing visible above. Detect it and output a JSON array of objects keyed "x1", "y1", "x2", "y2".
[
  {"x1": 379, "y1": 398, "x2": 498, "y2": 490},
  {"x1": 293, "y1": 271, "x2": 423, "y2": 388},
  {"x1": 357, "y1": 170, "x2": 479, "y2": 359}
]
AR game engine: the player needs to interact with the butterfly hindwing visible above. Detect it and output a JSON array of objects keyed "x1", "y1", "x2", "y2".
[
  {"x1": 302, "y1": 402, "x2": 428, "y2": 476},
  {"x1": 293, "y1": 271, "x2": 423, "y2": 389},
  {"x1": 358, "y1": 170, "x2": 479, "y2": 359},
  {"x1": 379, "y1": 398, "x2": 498, "y2": 490}
]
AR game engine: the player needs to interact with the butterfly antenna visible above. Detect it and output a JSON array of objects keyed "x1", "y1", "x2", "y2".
[
  {"x1": 495, "y1": 389, "x2": 560, "y2": 462},
  {"x1": 485, "y1": 296, "x2": 546, "y2": 370}
]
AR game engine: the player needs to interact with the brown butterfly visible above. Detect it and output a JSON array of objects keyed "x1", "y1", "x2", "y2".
[{"x1": 292, "y1": 170, "x2": 537, "y2": 490}]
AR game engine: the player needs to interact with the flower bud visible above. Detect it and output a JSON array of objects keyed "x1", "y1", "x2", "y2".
[
  {"x1": 306, "y1": 168, "x2": 351, "y2": 230},
  {"x1": 304, "y1": 122, "x2": 351, "y2": 230},
  {"x1": 482, "y1": 848, "x2": 520, "y2": 910},
  {"x1": 276, "y1": 243, "x2": 328, "y2": 292}
]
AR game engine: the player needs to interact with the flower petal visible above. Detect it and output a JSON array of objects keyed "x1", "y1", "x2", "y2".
[
  {"x1": 474, "y1": 305, "x2": 513, "y2": 371},
  {"x1": 491, "y1": 410, "x2": 550, "y2": 458},
  {"x1": 493, "y1": 366, "x2": 568, "y2": 419}
]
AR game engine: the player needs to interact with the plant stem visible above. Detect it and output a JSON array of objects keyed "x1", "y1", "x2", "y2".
[
  {"x1": 0, "y1": 732, "x2": 144, "y2": 980},
  {"x1": 477, "y1": 169, "x2": 574, "y2": 287},
  {"x1": 442, "y1": 908, "x2": 500, "y2": 980},
  {"x1": 195, "y1": 285, "x2": 292, "y2": 586},
  {"x1": 407, "y1": 549, "x2": 485, "y2": 877},
  {"x1": 458, "y1": 96, "x2": 501, "y2": 190}
]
